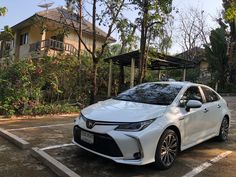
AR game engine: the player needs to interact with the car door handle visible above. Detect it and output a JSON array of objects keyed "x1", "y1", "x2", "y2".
[
  {"x1": 217, "y1": 104, "x2": 221, "y2": 108},
  {"x1": 203, "y1": 108, "x2": 209, "y2": 113}
]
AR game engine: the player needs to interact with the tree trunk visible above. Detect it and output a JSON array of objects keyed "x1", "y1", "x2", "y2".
[
  {"x1": 229, "y1": 19, "x2": 236, "y2": 82},
  {"x1": 90, "y1": 61, "x2": 98, "y2": 104},
  {"x1": 77, "y1": 0, "x2": 82, "y2": 61},
  {"x1": 89, "y1": 0, "x2": 97, "y2": 104},
  {"x1": 138, "y1": 0, "x2": 148, "y2": 84}
]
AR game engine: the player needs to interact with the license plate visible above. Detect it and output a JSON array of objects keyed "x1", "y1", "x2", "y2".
[{"x1": 81, "y1": 130, "x2": 94, "y2": 144}]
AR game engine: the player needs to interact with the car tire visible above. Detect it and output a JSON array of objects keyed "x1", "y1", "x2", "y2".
[
  {"x1": 217, "y1": 117, "x2": 229, "y2": 141},
  {"x1": 154, "y1": 129, "x2": 179, "y2": 170}
]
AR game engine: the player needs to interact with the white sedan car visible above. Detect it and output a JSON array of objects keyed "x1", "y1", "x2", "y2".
[{"x1": 73, "y1": 82, "x2": 230, "y2": 169}]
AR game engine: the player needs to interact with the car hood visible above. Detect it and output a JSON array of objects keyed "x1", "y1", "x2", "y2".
[{"x1": 81, "y1": 99, "x2": 167, "y2": 122}]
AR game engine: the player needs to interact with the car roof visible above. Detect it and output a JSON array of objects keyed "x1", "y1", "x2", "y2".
[
  {"x1": 146, "y1": 81, "x2": 193, "y2": 86},
  {"x1": 144, "y1": 81, "x2": 216, "y2": 91}
]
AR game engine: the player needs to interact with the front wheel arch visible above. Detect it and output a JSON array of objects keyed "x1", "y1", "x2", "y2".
[
  {"x1": 154, "y1": 128, "x2": 180, "y2": 169},
  {"x1": 224, "y1": 115, "x2": 229, "y2": 124},
  {"x1": 217, "y1": 115, "x2": 229, "y2": 141},
  {"x1": 163, "y1": 125, "x2": 181, "y2": 151}
]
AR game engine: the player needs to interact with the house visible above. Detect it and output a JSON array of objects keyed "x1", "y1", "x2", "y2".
[
  {"x1": 176, "y1": 47, "x2": 211, "y2": 83},
  {"x1": 0, "y1": 7, "x2": 116, "y2": 60}
]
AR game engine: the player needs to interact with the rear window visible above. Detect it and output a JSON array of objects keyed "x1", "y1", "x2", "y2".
[
  {"x1": 114, "y1": 83, "x2": 182, "y2": 105},
  {"x1": 201, "y1": 86, "x2": 219, "y2": 102}
]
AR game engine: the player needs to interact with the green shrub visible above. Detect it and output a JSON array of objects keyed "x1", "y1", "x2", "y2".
[
  {"x1": 0, "y1": 59, "x2": 43, "y2": 115},
  {"x1": 29, "y1": 103, "x2": 79, "y2": 115},
  {"x1": 0, "y1": 56, "x2": 82, "y2": 116}
]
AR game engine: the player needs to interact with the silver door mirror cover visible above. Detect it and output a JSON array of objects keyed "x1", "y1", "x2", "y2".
[{"x1": 186, "y1": 100, "x2": 202, "y2": 112}]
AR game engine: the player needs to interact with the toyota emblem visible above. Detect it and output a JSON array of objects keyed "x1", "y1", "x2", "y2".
[{"x1": 86, "y1": 120, "x2": 95, "y2": 129}]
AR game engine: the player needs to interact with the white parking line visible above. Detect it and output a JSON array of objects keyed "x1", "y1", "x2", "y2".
[
  {"x1": 182, "y1": 151, "x2": 232, "y2": 177},
  {"x1": 7, "y1": 123, "x2": 74, "y2": 131},
  {"x1": 40, "y1": 143, "x2": 75, "y2": 151}
]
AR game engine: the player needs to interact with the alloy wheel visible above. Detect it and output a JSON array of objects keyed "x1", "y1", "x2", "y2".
[
  {"x1": 160, "y1": 133, "x2": 178, "y2": 166},
  {"x1": 221, "y1": 118, "x2": 229, "y2": 140}
]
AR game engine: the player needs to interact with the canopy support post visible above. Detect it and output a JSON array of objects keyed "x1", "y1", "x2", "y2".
[
  {"x1": 157, "y1": 70, "x2": 161, "y2": 80},
  {"x1": 130, "y1": 58, "x2": 135, "y2": 88},
  {"x1": 183, "y1": 68, "x2": 186, "y2": 81}
]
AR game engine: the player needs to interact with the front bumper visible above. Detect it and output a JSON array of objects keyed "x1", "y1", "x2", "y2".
[{"x1": 72, "y1": 123, "x2": 162, "y2": 165}]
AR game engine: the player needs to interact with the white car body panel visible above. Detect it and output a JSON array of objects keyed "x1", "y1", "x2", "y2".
[
  {"x1": 73, "y1": 82, "x2": 231, "y2": 165},
  {"x1": 82, "y1": 99, "x2": 167, "y2": 122}
]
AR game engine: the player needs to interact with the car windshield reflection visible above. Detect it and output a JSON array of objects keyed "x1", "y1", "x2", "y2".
[{"x1": 114, "y1": 83, "x2": 182, "y2": 105}]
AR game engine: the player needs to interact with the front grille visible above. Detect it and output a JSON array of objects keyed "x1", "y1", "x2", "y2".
[{"x1": 73, "y1": 126, "x2": 123, "y2": 157}]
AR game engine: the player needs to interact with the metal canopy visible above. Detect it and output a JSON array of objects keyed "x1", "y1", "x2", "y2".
[
  {"x1": 104, "y1": 50, "x2": 195, "y2": 70},
  {"x1": 104, "y1": 50, "x2": 195, "y2": 97}
]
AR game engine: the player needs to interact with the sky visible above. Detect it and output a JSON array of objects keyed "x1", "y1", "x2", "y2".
[{"x1": 0, "y1": 0, "x2": 223, "y2": 53}]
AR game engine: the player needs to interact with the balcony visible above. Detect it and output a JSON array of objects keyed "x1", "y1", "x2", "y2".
[{"x1": 29, "y1": 39, "x2": 78, "y2": 56}]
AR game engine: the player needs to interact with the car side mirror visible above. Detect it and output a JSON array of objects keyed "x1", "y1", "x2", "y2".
[{"x1": 186, "y1": 100, "x2": 202, "y2": 112}]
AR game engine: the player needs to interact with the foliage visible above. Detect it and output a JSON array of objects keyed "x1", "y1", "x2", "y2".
[
  {"x1": 64, "y1": 0, "x2": 128, "y2": 103},
  {"x1": 0, "y1": 59, "x2": 43, "y2": 115},
  {"x1": 0, "y1": 26, "x2": 14, "y2": 40},
  {"x1": 0, "y1": 51, "x2": 128, "y2": 116},
  {"x1": 27, "y1": 103, "x2": 79, "y2": 115},
  {"x1": 130, "y1": 0, "x2": 173, "y2": 82},
  {"x1": 218, "y1": 83, "x2": 236, "y2": 93},
  {"x1": 0, "y1": 6, "x2": 7, "y2": 16},
  {"x1": 0, "y1": 56, "x2": 83, "y2": 116},
  {"x1": 116, "y1": 18, "x2": 139, "y2": 53},
  {"x1": 223, "y1": 0, "x2": 236, "y2": 22},
  {"x1": 204, "y1": 27, "x2": 229, "y2": 88}
]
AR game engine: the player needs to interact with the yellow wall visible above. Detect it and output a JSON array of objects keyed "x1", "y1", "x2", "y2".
[
  {"x1": 15, "y1": 22, "x2": 108, "y2": 59},
  {"x1": 64, "y1": 30, "x2": 105, "y2": 51},
  {"x1": 29, "y1": 25, "x2": 42, "y2": 43}
]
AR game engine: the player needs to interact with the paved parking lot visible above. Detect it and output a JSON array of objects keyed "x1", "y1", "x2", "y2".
[{"x1": 0, "y1": 97, "x2": 236, "y2": 177}]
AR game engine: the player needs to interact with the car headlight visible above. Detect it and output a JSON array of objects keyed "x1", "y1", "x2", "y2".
[
  {"x1": 74, "y1": 114, "x2": 84, "y2": 123},
  {"x1": 115, "y1": 119, "x2": 155, "y2": 132}
]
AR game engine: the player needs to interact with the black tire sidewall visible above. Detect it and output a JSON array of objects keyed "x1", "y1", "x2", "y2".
[
  {"x1": 155, "y1": 129, "x2": 179, "y2": 170},
  {"x1": 218, "y1": 117, "x2": 229, "y2": 141}
]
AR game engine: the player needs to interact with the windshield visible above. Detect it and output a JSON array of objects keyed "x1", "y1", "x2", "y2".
[{"x1": 114, "y1": 83, "x2": 182, "y2": 105}]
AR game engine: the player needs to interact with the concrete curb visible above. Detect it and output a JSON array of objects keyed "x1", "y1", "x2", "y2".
[
  {"x1": 0, "y1": 128, "x2": 30, "y2": 149},
  {"x1": 31, "y1": 147, "x2": 80, "y2": 177}
]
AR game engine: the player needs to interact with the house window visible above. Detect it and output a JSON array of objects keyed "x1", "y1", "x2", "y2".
[
  {"x1": 20, "y1": 33, "x2": 29, "y2": 45},
  {"x1": 51, "y1": 35, "x2": 64, "y2": 42}
]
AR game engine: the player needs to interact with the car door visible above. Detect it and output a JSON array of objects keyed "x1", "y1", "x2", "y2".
[
  {"x1": 200, "y1": 86, "x2": 222, "y2": 136},
  {"x1": 179, "y1": 86, "x2": 206, "y2": 147}
]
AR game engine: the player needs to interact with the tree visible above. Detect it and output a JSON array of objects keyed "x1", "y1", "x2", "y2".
[
  {"x1": 116, "y1": 18, "x2": 138, "y2": 91},
  {"x1": 131, "y1": 0, "x2": 173, "y2": 83},
  {"x1": 222, "y1": 0, "x2": 236, "y2": 82},
  {"x1": 204, "y1": 27, "x2": 229, "y2": 89},
  {"x1": 65, "y1": 0, "x2": 83, "y2": 61},
  {"x1": 148, "y1": 16, "x2": 174, "y2": 54},
  {"x1": 0, "y1": 26, "x2": 14, "y2": 40},
  {"x1": 117, "y1": 19, "x2": 138, "y2": 54},
  {"x1": 0, "y1": 6, "x2": 7, "y2": 16},
  {"x1": 64, "y1": 0, "x2": 127, "y2": 103},
  {"x1": 177, "y1": 7, "x2": 209, "y2": 59},
  {"x1": 0, "y1": 26, "x2": 14, "y2": 59}
]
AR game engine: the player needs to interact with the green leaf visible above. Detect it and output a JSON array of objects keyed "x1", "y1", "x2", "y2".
[{"x1": 0, "y1": 7, "x2": 7, "y2": 16}]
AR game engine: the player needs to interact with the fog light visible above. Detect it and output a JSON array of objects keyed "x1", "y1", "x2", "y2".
[{"x1": 133, "y1": 152, "x2": 141, "y2": 159}]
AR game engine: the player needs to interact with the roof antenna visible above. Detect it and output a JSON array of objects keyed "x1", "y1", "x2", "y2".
[
  {"x1": 38, "y1": 0, "x2": 54, "y2": 13},
  {"x1": 37, "y1": 0, "x2": 54, "y2": 34}
]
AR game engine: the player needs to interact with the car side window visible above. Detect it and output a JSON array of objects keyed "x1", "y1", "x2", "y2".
[
  {"x1": 180, "y1": 86, "x2": 203, "y2": 107},
  {"x1": 201, "y1": 87, "x2": 219, "y2": 103}
]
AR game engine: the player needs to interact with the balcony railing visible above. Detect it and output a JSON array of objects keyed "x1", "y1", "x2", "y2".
[{"x1": 29, "y1": 39, "x2": 78, "y2": 55}]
